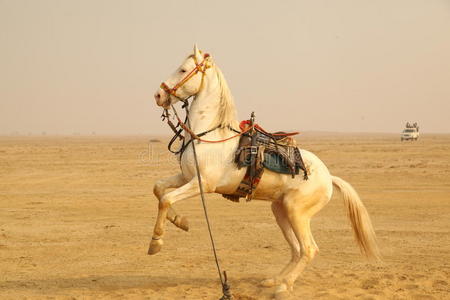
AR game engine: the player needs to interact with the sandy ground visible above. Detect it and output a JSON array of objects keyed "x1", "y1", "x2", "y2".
[{"x1": 0, "y1": 134, "x2": 449, "y2": 300}]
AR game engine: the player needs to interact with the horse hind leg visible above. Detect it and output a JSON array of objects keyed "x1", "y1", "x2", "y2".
[
  {"x1": 274, "y1": 193, "x2": 328, "y2": 298},
  {"x1": 153, "y1": 174, "x2": 189, "y2": 231},
  {"x1": 261, "y1": 201, "x2": 301, "y2": 288}
]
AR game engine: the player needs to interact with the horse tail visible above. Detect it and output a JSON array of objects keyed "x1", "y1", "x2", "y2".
[{"x1": 331, "y1": 176, "x2": 381, "y2": 261}]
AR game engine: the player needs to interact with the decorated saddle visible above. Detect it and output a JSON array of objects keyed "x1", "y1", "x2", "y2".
[{"x1": 222, "y1": 113, "x2": 308, "y2": 202}]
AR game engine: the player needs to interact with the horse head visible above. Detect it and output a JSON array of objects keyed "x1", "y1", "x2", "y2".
[{"x1": 154, "y1": 44, "x2": 212, "y2": 108}]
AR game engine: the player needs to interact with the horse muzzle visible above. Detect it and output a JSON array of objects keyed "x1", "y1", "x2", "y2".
[{"x1": 154, "y1": 89, "x2": 170, "y2": 108}]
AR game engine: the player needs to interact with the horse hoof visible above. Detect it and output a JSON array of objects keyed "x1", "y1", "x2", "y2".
[
  {"x1": 178, "y1": 216, "x2": 189, "y2": 232},
  {"x1": 260, "y1": 278, "x2": 277, "y2": 287},
  {"x1": 274, "y1": 291, "x2": 289, "y2": 300},
  {"x1": 274, "y1": 283, "x2": 290, "y2": 300},
  {"x1": 147, "y1": 239, "x2": 163, "y2": 255}
]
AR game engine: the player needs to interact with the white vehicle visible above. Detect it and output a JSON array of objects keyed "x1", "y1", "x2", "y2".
[{"x1": 401, "y1": 122, "x2": 419, "y2": 141}]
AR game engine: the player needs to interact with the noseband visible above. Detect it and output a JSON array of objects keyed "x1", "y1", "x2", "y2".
[{"x1": 160, "y1": 53, "x2": 211, "y2": 101}]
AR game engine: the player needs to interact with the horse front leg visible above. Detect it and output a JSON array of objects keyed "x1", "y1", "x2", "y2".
[
  {"x1": 148, "y1": 178, "x2": 201, "y2": 255},
  {"x1": 154, "y1": 174, "x2": 189, "y2": 231}
]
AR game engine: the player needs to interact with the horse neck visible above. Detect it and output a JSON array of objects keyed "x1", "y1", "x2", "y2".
[{"x1": 188, "y1": 67, "x2": 238, "y2": 134}]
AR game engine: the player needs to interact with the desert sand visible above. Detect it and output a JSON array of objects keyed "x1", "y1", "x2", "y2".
[{"x1": 0, "y1": 134, "x2": 449, "y2": 299}]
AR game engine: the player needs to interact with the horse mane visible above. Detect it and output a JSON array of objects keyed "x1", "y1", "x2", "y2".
[{"x1": 209, "y1": 64, "x2": 239, "y2": 130}]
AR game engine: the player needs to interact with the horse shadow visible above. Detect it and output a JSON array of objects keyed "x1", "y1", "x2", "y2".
[{"x1": 0, "y1": 274, "x2": 263, "y2": 293}]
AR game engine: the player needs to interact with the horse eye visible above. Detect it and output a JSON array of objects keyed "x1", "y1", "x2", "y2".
[{"x1": 180, "y1": 69, "x2": 186, "y2": 73}]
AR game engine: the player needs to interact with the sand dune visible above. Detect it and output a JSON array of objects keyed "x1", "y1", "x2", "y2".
[{"x1": 0, "y1": 134, "x2": 449, "y2": 299}]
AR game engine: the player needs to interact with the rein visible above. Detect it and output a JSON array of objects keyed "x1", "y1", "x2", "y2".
[
  {"x1": 162, "y1": 101, "x2": 247, "y2": 156},
  {"x1": 162, "y1": 103, "x2": 298, "y2": 156}
]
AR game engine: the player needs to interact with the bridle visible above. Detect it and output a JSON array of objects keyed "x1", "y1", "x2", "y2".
[
  {"x1": 160, "y1": 52, "x2": 244, "y2": 156},
  {"x1": 160, "y1": 53, "x2": 211, "y2": 102}
]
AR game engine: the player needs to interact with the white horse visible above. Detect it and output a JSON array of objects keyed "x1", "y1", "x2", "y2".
[{"x1": 151, "y1": 45, "x2": 380, "y2": 298}]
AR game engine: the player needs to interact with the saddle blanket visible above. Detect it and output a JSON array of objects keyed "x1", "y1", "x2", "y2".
[{"x1": 263, "y1": 152, "x2": 301, "y2": 175}]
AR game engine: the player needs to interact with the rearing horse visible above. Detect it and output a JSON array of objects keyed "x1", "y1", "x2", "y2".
[{"x1": 151, "y1": 45, "x2": 380, "y2": 298}]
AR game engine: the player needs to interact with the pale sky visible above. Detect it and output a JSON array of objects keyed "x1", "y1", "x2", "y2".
[{"x1": 1, "y1": 0, "x2": 449, "y2": 135}]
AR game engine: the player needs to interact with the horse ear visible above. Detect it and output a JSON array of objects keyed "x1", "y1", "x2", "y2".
[{"x1": 193, "y1": 44, "x2": 202, "y2": 60}]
